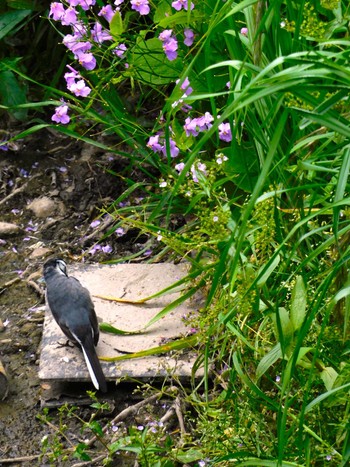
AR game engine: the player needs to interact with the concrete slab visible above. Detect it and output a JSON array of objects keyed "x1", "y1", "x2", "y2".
[{"x1": 39, "y1": 263, "x2": 202, "y2": 388}]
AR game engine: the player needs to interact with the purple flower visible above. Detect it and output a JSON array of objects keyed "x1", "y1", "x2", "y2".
[
  {"x1": 114, "y1": 0, "x2": 124, "y2": 5},
  {"x1": 159, "y1": 29, "x2": 173, "y2": 42},
  {"x1": 162, "y1": 37, "x2": 178, "y2": 61},
  {"x1": 147, "y1": 135, "x2": 163, "y2": 152},
  {"x1": 72, "y1": 21, "x2": 88, "y2": 37},
  {"x1": 52, "y1": 103, "x2": 70, "y2": 124},
  {"x1": 184, "y1": 28, "x2": 195, "y2": 46},
  {"x1": 184, "y1": 117, "x2": 199, "y2": 137},
  {"x1": 91, "y1": 22, "x2": 113, "y2": 43},
  {"x1": 69, "y1": 79, "x2": 91, "y2": 97},
  {"x1": 159, "y1": 30, "x2": 178, "y2": 61},
  {"x1": 64, "y1": 36, "x2": 92, "y2": 55},
  {"x1": 98, "y1": 5, "x2": 115, "y2": 22},
  {"x1": 61, "y1": 7, "x2": 78, "y2": 26},
  {"x1": 172, "y1": 0, "x2": 194, "y2": 11},
  {"x1": 76, "y1": 0, "x2": 96, "y2": 11},
  {"x1": 76, "y1": 52, "x2": 96, "y2": 70},
  {"x1": 49, "y1": 2, "x2": 65, "y2": 21},
  {"x1": 218, "y1": 122, "x2": 232, "y2": 142},
  {"x1": 0, "y1": 141, "x2": 8, "y2": 151},
  {"x1": 191, "y1": 162, "x2": 206, "y2": 182},
  {"x1": 183, "y1": 113, "x2": 214, "y2": 137},
  {"x1": 113, "y1": 43, "x2": 127, "y2": 58},
  {"x1": 89, "y1": 244, "x2": 102, "y2": 255},
  {"x1": 102, "y1": 244, "x2": 113, "y2": 254},
  {"x1": 176, "y1": 76, "x2": 193, "y2": 96},
  {"x1": 64, "y1": 66, "x2": 80, "y2": 87},
  {"x1": 161, "y1": 138, "x2": 179, "y2": 158},
  {"x1": 19, "y1": 168, "x2": 29, "y2": 177},
  {"x1": 90, "y1": 219, "x2": 101, "y2": 228},
  {"x1": 131, "y1": 0, "x2": 150, "y2": 15},
  {"x1": 197, "y1": 112, "x2": 214, "y2": 130},
  {"x1": 115, "y1": 227, "x2": 125, "y2": 237},
  {"x1": 175, "y1": 162, "x2": 185, "y2": 173},
  {"x1": 240, "y1": 27, "x2": 248, "y2": 36}
]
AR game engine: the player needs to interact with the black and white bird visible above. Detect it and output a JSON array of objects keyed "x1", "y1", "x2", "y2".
[{"x1": 43, "y1": 258, "x2": 107, "y2": 393}]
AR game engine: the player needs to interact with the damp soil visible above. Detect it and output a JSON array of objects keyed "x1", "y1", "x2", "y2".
[{"x1": 0, "y1": 127, "x2": 167, "y2": 466}]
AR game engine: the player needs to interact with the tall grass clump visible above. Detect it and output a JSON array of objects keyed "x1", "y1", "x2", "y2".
[{"x1": 2, "y1": 0, "x2": 350, "y2": 464}]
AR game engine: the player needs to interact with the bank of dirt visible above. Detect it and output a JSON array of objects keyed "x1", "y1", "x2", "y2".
[{"x1": 0, "y1": 127, "x2": 168, "y2": 466}]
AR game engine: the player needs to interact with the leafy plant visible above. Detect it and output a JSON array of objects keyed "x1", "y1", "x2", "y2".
[{"x1": 2, "y1": 0, "x2": 350, "y2": 464}]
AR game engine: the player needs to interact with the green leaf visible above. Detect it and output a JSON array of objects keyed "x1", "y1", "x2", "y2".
[
  {"x1": 131, "y1": 38, "x2": 183, "y2": 85},
  {"x1": 153, "y1": 0, "x2": 172, "y2": 23},
  {"x1": 256, "y1": 343, "x2": 282, "y2": 380},
  {"x1": 99, "y1": 322, "x2": 141, "y2": 335},
  {"x1": 256, "y1": 254, "x2": 280, "y2": 287},
  {"x1": 0, "y1": 70, "x2": 27, "y2": 120},
  {"x1": 270, "y1": 308, "x2": 294, "y2": 344},
  {"x1": 290, "y1": 276, "x2": 307, "y2": 332},
  {"x1": 157, "y1": 10, "x2": 203, "y2": 28},
  {"x1": 305, "y1": 382, "x2": 350, "y2": 414},
  {"x1": 110, "y1": 10, "x2": 123, "y2": 36},
  {"x1": 0, "y1": 9, "x2": 32, "y2": 40},
  {"x1": 320, "y1": 366, "x2": 339, "y2": 391},
  {"x1": 99, "y1": 334, "x2": 199, "y2": 362},
  {"x1": 175, "y1": 448, "x2": 204, "y2": 463}
]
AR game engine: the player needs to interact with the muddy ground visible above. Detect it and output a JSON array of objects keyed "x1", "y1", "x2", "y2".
[{"x1": 0, "y1": 127, "x2": 180, "y2": 466}]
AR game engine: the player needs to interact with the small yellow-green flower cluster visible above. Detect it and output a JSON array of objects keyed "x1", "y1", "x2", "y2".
[
  {"x1": 235, "y1": 262, "x2": 257, "y2": 317},
  {"x1": 281, "y1": 2, "x2": 328, "y2": 41},
  {"x1": 300, "y1": 4, "x2": 327, "y2": 40},
  {"x1": 284, "y1": 93, "x2": 315, "y2": 111},
  {"x1": 253, "y1": 195, "x2": 276, "y2": 264},
  {"x1": 320, "y1": 0, "x2": 339, "y2": 10}
]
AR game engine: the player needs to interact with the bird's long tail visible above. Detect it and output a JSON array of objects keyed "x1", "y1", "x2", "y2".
[{"x1": 73, "y1": 332, "x2": 107, "y2": 392}]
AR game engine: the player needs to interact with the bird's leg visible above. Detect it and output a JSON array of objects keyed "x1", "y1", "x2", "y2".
[{"x1": 56, "y1": 339, "x2": 75, "y2": 348}]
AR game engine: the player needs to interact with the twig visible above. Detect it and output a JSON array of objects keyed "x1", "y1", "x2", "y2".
[
  {"x1": 85, "y1": 386, "x2": 178, "y2": 447},
  {"x1": 174, "y1": 395, "x2": 186, "y2": 437},
  {"x1": 0, "y1": 454, "x2": 41, "y2": 464},
  {"x1": 2, "y1": 277, "x2": 20, "y2": 288},
  {"x1": 85, "y1": 393, "x2": 160, "y2": 447},
  {"x1": 25, "y1": 279, "x2": 45, "y2": 298},
  {"x1": 71, "y1": 453, "x2": 106, "y2": 467},
  {"x1": 80, "y1": 215, "x2": 115, "y2": 246},
  {"x1": 159, "y1": 405, "x2": 176, "y2": 424},
  {"x1": 0, "y1": 174, "x2": 41, "y2": 206}
]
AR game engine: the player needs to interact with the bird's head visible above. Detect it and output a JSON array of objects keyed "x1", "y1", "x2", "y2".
[{"x1": 43, "y1": 258, "x2": 68, "y2": 279}]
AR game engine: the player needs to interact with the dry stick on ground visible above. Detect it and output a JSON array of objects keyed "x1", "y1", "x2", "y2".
[
  {"x1": 80, "y1": 215, "x2": 115, "y2": 246},
  {"x1": 0, "y1": 173, "x2": 41, "y2": 206},
  {"x1": 71, "y1": 453, "x2": 107, "y2": 467},
  {"x1": 85, "y1": 389, "x2": 174, "y2": 447},
  {"x1": 25, "y1": 279, "x2": 45, "y2": 298},
  {"x1": 72, "y1": 387, "x2": 179, "y2": 467},
  {"x1": 174, "y1": 394, "x2": 186, "y2": 438},
  {"x1": 0, "y1": 454, "x2": 42, "y2": 464},
  {"x1": 0, "y1": 388, "x2": 180, "y2": 465}
]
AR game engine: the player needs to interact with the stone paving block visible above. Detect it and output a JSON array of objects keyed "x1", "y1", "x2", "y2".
[{"x1": 39, "y1": 263, "x2": 202, "y2": 388}]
